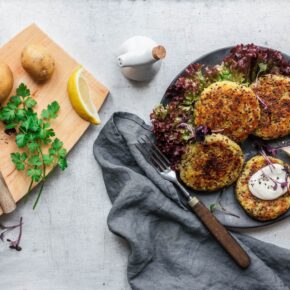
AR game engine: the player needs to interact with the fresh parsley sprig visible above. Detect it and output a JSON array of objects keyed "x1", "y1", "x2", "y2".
[{"x1": 0, "y1": 83, "x2": 67, "y2": 209}]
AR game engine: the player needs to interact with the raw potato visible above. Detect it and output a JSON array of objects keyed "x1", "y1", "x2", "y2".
[
  {"x1": 0, "y1": 62, "x2": 13, "y2": 103},
  {"x1": 21, "y1": 44, "x2": 55, "y2": 82}
]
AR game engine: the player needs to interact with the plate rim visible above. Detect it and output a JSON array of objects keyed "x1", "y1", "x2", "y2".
[{"x1": 160, "y1": 45, "x2": 290, "y2": 229}]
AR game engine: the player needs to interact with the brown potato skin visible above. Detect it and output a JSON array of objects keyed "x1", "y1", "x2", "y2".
[
  {"x1": 0, "y1": 62, "x2": 13, "y2": 103},
  {"x1": 21, "y1": 44, "x2": 55, "y2": 82}
]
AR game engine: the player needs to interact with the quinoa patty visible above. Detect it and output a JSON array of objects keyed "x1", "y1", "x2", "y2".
[
  {"x1": 251, "y1": 74, "x2": 290, "y2": 140},
  {"x1": 179, "y1": 134, "x2": 244, "y2": 191},
  {"x1": 194, "y1": 81, "x2": 260, "y2": 143},
  {"x1": 236, "y1": 156, "x2": 290, "y2": 221}
]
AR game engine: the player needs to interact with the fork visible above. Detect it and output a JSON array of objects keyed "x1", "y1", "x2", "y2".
[{"x1": 136, "y1": 136, "x2": 250, "y2": 269}]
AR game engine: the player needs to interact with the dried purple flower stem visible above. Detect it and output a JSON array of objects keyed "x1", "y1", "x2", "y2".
[
  {"x1": 259, "y1": 149, "x2": 276, "y2": 172},
  {"x1": 0, "y1": 217, "x2": 23, "y2": 251},
  {"x1": 255, "y1": 94, "x2": 268, "y2": 110},
  {"x1": 261, "y1": 170, "x2": 289, "y2": 191},
  {"x1": 254, "y1": 139, "x2": 290, "y2": 157}
]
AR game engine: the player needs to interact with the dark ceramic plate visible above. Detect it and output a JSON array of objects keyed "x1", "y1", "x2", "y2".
[{"x1": 161, "y1": 47, "x2": 290, "y2": 228}]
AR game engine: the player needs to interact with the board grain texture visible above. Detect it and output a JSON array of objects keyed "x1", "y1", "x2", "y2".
[{"x1": 0, "y1": 24, "x2": 109, "y2": 210}]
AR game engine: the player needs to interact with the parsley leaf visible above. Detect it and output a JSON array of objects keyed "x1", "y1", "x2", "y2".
[
  {"x1": 58, "y1": 157, "x2": 67, "y2": 170},
  {"x1": 42, "y1": 154, "x2": 54, "y2": 166},
  {"x1": 1, "y1": 107, "x2": 16, "y2": 122},
  {"x1": 40, "y1": 109, "x2": 49, "y2": 119},
  {"x1": 16, "y1": 109, "x2": 26, "y2": 120},
  {"x1": 16, "y1": 83, "x2": 30, "y2": 97},
  {"x1": 39, "y1": 128, "x2": 55, "y2": 144},
  {"x1": 21, "y1": 115, "x2": 40, "y2": 132},
  {"x1": 16, "y1": 134, "x2": 28, "y2": 148},
  {"x1": 24, "y1": 97, "x2": 37, "y2": 109},
  {"x1": 11, "y1": 152, "x2": 27, "y2": 171},
  {"x1": 41, "y1": 101, "x2": 60, "y2": 119},
  {"x1": 27, "y1": 168, "x2": 42, "y2": 182},
  {"x1": 58, "y1": 148, "x2": 67, "y2": 158},
  {"x1": 28, "y1": 142, "x2": 39, "y2": 153},
  {"x1": 28, "y1": 155, "x2": 42, "y2": 167},
  {"x1": 5, "y1": 123, "x2": 16, "y2": 130},
  {"x1": 10, "y1": 96, "x2": 21, "y2": 106},
  {"x1": 52, "y1": 138, "x2": 63, "y2": 150}
]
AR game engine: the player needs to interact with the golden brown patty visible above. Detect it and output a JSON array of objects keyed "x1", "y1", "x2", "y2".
[
  {"x1": 194, "y1": 81, "x2": 260, "y2": 143},
  {"x1": 236, "y1": 156, "x2": 290, "y2": 221},
  {"x1": 251, "y1": 74, "x2": 290, "y2": 140},
  {"x1": 179, "y1": 134, "x2": 244, "y2": 191}
]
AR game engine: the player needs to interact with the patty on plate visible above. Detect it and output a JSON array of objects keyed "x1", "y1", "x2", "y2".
[
  {"x1": 236, "y1": 156, "x2": 290, "y2": 221},
  {"x1": 194, "y1": 81, "x2": 260, "y2": 143},
  {"x1": 178, "y1": 133, "x2": 244, "y2": 191},
  {"x1": 251, "y1": 74, "x2": 290, "y2": 140}
]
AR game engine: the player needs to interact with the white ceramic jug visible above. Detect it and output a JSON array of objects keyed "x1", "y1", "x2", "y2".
[{"x1": 118, "y1": 36, "x2": 166, "y2": 81}]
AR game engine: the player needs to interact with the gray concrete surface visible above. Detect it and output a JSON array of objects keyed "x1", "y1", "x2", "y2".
[{"x1": 0, "y1": 0, "x2": 289, "y2": 289}]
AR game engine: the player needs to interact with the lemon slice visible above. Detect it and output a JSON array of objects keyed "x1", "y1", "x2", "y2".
[{"x1": 67, "y1": 66, "x2": 101, "y2": 125}]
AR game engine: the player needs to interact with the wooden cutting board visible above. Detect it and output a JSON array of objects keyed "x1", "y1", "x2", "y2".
[{"x1": 0, "y1": 24, "x2": 109, "y2": 214}]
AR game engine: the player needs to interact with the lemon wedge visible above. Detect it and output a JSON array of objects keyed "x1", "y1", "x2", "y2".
[{"x1": 67, "y1": 66, "x2": 101, "y2": 125}]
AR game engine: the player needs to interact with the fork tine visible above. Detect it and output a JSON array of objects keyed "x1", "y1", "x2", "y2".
[
  {"x1": 140, "y1": 137, "x2": 168, "y2": 170},
  {"x1": 136, "y1": 142, "x2": 161, "y2": 171},
  {"x1": 137, "y1": 140, "x2": 165, "y2": 171},
  {"x1": 136, "y1": 142, "x2": 153, "y2": 165},
  {"x1": 144, "y1": 135, "x2": 171, "y2": 166}
]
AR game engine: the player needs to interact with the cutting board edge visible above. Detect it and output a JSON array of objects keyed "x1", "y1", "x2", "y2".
[
  {"x1": 0, "y1": 169, "x2": 16, "y2": 213},
  {"x1": 0, "y1": 24, "x2": 110, "y2": 214}
]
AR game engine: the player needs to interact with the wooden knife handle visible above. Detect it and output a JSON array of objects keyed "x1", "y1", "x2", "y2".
[{"x1": 188, "y1": 197, "x2": 250, "y2": 269}]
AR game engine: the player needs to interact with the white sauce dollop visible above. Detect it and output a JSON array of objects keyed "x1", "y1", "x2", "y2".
[{"x1": 248, "y1": 164, "x2": 290, "y2": 200}]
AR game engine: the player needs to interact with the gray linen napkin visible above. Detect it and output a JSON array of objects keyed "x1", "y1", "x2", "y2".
[{"x1": 93, "y1": 112, "x2": 290, "y2": 290}]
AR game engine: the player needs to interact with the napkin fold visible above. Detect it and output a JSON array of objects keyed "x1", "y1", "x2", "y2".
[{"x1": 93, "y1": 112, "x2": 290, "y2": 290}]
